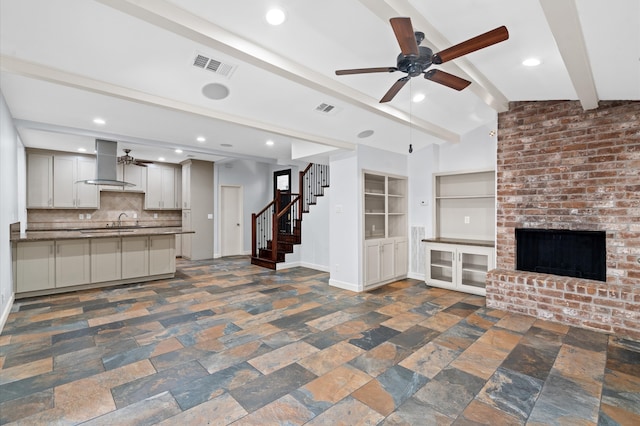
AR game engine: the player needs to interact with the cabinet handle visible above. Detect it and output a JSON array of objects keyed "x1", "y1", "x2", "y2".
[
  {"x1": 49, "y1": 198, "x2": 52, "y2": 206},
  {"x1": 50, "y1": 245, "x2": 53, "y2": 255},
  {"x1": 56, "y1": 244, "x2": 60, "y2": 254}
]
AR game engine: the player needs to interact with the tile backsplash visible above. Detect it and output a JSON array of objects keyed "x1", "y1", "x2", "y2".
[{"x1": 28, "y1": 191, "x2": 181, "y2": 230}]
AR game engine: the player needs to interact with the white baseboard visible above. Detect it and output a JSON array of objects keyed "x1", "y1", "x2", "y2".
[
  {"x1": 407, "y1": 272, "x2": 425, "y2": 281},
  {"x1": 276, "y1": 261, "x2": 329, "y2": 272},
  {"x1": 329, "y1": 278, "x2": 360, "y2": 293},
  {"x1": 0, "y1": 292, "x2": 15, "y2": 335}
]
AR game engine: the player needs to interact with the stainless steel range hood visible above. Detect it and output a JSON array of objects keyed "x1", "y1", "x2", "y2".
[{"x1": 83, "y1": 139, "x2": 134, "y2": 187}]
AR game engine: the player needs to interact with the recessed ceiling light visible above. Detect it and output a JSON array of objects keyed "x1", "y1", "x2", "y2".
[
  {"x1": 522, "y1": 58, "x2": 541, "y2": 67},
  {"x1": 357, "y1": 130, "x2": 374, "y2": 139},
  {"x1": 93, "y1": 118, "x2": 106, "y2": 125},
  {"x1": 266, "y1": 8, "x2": 286, "y2": 25},
  {"x1": 158, "y1": 157, "x2": 166, "y2": 162},
  {"x1": 412, "y1": 93, "x2": 426, "y2": 103},
  {"x1": 221, "y1": 143, "x2": 233, "y2": 147},
  {"x1": 77, "y1": 148, "x2": 87, "y2": 152},
  {"x1": 266, "y1": 140, "x2": 274, "y2": 146},
  {"x1": 174, "y1": 149, "x2": 183, "y2": 154},
  {"x1": 197, "y1": 136, "x2": 206, "y2": 143}
]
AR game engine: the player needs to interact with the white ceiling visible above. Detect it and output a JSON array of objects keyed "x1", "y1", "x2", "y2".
[{"x1": 1, "y1": 0, "x2": 638, "y2": 165}]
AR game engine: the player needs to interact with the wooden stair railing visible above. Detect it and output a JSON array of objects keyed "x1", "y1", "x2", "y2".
[{"x1": 251, "y1": 163, "x2": 329, "y2": 269}]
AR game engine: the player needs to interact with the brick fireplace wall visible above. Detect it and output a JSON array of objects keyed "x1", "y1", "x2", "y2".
[{"x1": 486, "y1": 100, "x2": 640, "y2": 341}]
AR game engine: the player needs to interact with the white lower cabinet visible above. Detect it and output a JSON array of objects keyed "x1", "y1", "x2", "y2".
[
  {"x1": 55, "y1": 239, "x2": 91, "y2": 288},
  {"x1": 91, "y1": 238, "x2": 122, "y2": 283},
  {"x1": 16, "y1": 241, "x2": 55, "y2": 292},
  {"x1": 14, "y1": 234, "x2": 181, "y2": 296},
  {"x1": 122, "y1": 236, "x2": 149, "y2": 279},
  {"x1": 364, "y1": 237, "x2": 407, "y2": 289},
  {"x1": 149, "y1": 235, "x2": 175, "y2": 275},
  {"x1": 424, "y1": 242, "x2": 494, "y2": 296}
]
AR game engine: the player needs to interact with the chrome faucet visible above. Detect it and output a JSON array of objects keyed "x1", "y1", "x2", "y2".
[{"x1": 117, "y1": 212, "x2": 128, "y2": 227}]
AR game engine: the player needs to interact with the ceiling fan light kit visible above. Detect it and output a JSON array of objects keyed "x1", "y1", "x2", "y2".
[{"x1": 335, "y1": 17, "x2": 509, "y2": 103}]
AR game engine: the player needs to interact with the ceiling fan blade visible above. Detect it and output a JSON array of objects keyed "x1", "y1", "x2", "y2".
[
  {"x1": 390, "y1": 17, "x2": 419, "y2": 57},
  {"x1": 432, "y1": 26, "x2": 509, "y2": 64},
  {"x1": 335, "y1": 67, "x2": 397, "y2": 75},
  {"x1": 424, "y1": 69, "x2": 471, "y2": 91},
  {"x1": 380, "y1": 77, "x2": 410, "y2": 103}
]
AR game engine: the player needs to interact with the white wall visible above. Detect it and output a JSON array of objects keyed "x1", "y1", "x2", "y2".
[
  {"x1": 439, "y1": 125, "x2": 497, "y2": 172},
  {"x1": 328, "y1": 150, "x2": 359, "y2": 289},
  {"x1": 299, "y1": 186, "x2": 330, "y2": 271},
  {"x1": 408, "y1": 144, "x2": 439, "y2": 277},
  {"x1": 0, "y1": 91, "x2": 25, "y2": 331},
  {"x1": 214, "y1": 159, "x2": 272, "y2": 257}
]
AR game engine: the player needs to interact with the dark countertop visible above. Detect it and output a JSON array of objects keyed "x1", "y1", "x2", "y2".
[
  {"x1": 11, "y1": 227, "x2": 194, "y2": 242},
  {"x1": 422, "y1": 238, "x2": 495, "y2": 248}
]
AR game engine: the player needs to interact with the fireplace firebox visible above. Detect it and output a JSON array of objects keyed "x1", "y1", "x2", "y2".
[{"x1": 515, "y1": 228, "x2": 606, "y2": 282}]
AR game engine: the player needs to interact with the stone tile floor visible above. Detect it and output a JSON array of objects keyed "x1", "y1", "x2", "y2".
[{"x1": 1, "y1": 256, "x2": 639, "y2": 425}]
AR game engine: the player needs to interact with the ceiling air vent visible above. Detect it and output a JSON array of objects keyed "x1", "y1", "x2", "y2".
[
  {"x1": 193, "y1": 53, "x2": 236, "y2": 78},
  {"x1": 314, "y1": 103, "x2": 340, "y2": 115}
]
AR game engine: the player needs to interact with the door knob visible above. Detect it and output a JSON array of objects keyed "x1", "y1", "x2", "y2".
[{"x1": 236, "y1": 223, "x2": 240, "y2": 226}]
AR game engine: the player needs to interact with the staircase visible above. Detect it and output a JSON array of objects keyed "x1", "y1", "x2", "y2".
[{"x1": 251, "y1": 163, "x2": 329, "y2": 269}]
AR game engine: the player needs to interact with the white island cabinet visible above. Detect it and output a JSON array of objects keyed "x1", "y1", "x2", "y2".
[
  {"x1": 91, "y1": 238, "x2": 122, "y2": 283},
  {"x1": 15, "y1": 241, "x2": 55, "y2": 292},
  {"x1": 149, "y1": 235, "x2": 176, "y2": 275},
  {"x1": 122, "y1": 236, "x2": 150, "y2": 279},
  {"x1": 12, "y1": 229, "x2": 187, "y2": 298},
  {"x1": 55, "y1": 239, "x2": 91, "y2": 287}
]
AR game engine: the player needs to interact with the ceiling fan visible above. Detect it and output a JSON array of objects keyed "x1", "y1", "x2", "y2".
[
  {"x1": 117, "y1": 149, "x2": 153, "y2": 167},
  {"x1": 335, "y1": 17, "x2": 509, "y2": 103}
]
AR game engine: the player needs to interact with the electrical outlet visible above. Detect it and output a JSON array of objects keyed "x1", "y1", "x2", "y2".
[
  {"x1": 86, "y1": 214, "x2": 91, "y2": 220},
  {"x1": 464, "y1": 216, "x2": 470, "y2": 224},
  {"x1": 153, "y1": 213, "x2": 158, "y2": 219},
  {"x1": 133, "y1": 213, "x2": 138, "y2": 219},
  {"x1": 78, "y1": 214, "x2": 84, "y2": 220}
]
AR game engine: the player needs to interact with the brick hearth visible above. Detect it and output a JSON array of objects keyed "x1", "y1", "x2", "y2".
[{"x1": 486, "y1": 100, "x2": 640, "y2": 341}]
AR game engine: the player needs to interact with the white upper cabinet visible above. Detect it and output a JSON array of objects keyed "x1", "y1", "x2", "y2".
[
  {"x1": 27, "y1": 150, "x2": 98, "y2": 209},
  {"x1": 120, "y1": 163, "x2": 147, "y2": 192},
  {"x1": 145, "y1": 164, "x2": 181, "y2": 209},
  {"x1": 53, "y1": 155, "x2": 98, "y2": 208},
  {"x1": 27, "y1": 153, "x2": 53, "y2": 208}
]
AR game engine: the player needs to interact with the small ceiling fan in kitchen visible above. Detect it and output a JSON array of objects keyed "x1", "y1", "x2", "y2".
[
  {"x1": 117, "y1": 149, "x2": 153, "y2": 167},
  {"x1": 335, "y1": 17, "x2": 509, "y2": 103}
]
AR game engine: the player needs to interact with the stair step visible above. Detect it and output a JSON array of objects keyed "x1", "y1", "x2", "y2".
[
  {"x1": 259, "y1": 248, "x2": 285, "y2": 262},
  {"x1": 250, "y1": 256, "x2": 277, "y2": 270}
]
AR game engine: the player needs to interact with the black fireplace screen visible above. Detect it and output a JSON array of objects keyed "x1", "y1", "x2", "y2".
[{"x1": 515, "y1": 228, "x2": 606, "y2": 282}]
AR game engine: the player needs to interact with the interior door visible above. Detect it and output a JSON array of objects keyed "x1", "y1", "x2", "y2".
[
  {"x1": 221, "y1": 185, "x2": 243, "y2": 256},
  {"x1": 273, "y1": 169, "x2": 291, "y2": 233}
]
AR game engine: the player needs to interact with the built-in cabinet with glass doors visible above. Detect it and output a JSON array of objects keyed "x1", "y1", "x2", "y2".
[{"x1": 423, "y1": 169, "x2": 495, "y2": 295}]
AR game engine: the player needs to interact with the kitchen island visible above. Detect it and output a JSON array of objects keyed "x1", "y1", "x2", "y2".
[{"x1": 11, "y1": 227, "x2": 194, "y2": 298}]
